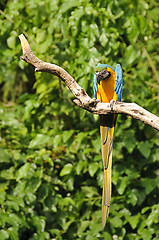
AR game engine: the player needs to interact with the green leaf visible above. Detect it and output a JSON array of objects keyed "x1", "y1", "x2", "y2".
[
  {"x1": 88, "y1": 162, "x2": 99, "y2": 177},
  {"x1": 0, "y1": 167, "x2": 14, "y2": 179},
  {"x1": 53, "y1": 134, "x2": 63, "y2": 148},
  {"x1": 128, "y1": 214, "x2": 140, "y2": 229},
  {"x1": 6, "y1": 200, "x2": 19, "y2": 211},
  {"x1": 154, "y1": 138, "x2": 159, "y2": 146},
  {"x1": 62, "y1": 130, "x2": 74, "y2": 143},
  {"x1": 75, "y1": 161, "x2": 85, "y2": 175},
  {"x1": 66, "y1": 177, "x2": 74, "y2": 191},
  {"x1": 127, "y1": 189, "x2": 138, "y2": 206},
  {"x1": 39, "y1": 35, "x2": 52, "y2": 53},
  {"x1": 77, "y1": 221, "x2": 90, "y2": 237},
  {"x1": 0, "y1": 148, "x2": 10, "y2": 163},
  {"x1": 29, "y1": 134, "x2": 50, "y2": 149},
  {"x1": 138, "y1": 141, "x2": 152, "y2": 158},
  {"x1": 25, "y1": 191, "x2": 36, "y2": 204},
  {"x1": 141, "y1": 206, "x2": 151, "y2": 214},
  {"x1": 124, "y1": 45, "x2": 140, "y2": 66},
  {"x1": 81, "y1": 186, "x2": 98, "y2": 198},
  {"x1": 0, "y1": 191, "x2": 6, "y2": 204},
  {"x1": 38, "y1": 183, "x2": 49, "y2": 202},
  {"x1": 123, "y1": 130, "x2": 136, "y2": 153},
  {"x1": 127, "y1": 16, "x2": 139, "y2": 43},
  {"x1": 60, "y1": 0, "x2": 81, "y2": 13},
  {"x1": 16, "y1": 163, "x2": 30, "y2": 181},
  {"x1": 0, "y1": 230, "x2": 9, "y2": 240},
  {"x1": 33, "y1": 216, "x2": 46, "y2": 233},
  {"x1": 8, "y1": 227, "x2": 19, "y2": 240},
  {"x1": 141, "y1": 178, "x2": 158, "y2": 194},
  {"x1": 103, "y1": 232, "x2": 112, "y2": 240},
  {"x1": 74, "y1": 132, "x2": 87, "y2": 150},
  {"x1": 8, "y1": 213, "x2": 22, "y2": 228},
  {"x1": 110, "y1": 216, "x2": 123, "y2": 228},
  {"x1": 117, "y1": 176, "x2": 129, "y2": 195},
  {"x1": 146, "y1": 204, "x2": 159, "y2": 226},
  {"x1": 99, "y1": 31, "x2": 108, "y2": 47},
  {"x1": 138, "y1": 228, "x2": 154, "y2": 240},
  {"x1": 60, "y1": 163, "x2": 73, "y2": 176},
  {"x1": 36, "y1": 29, "x2": 46, "y2": 43},
  {"x1": 7, "y1": 31, "x2": 17, "y2": 49}
]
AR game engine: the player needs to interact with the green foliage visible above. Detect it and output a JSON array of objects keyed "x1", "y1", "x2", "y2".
[{"x1": 0, "y1": 0, "x2": 159, "y2": 239}]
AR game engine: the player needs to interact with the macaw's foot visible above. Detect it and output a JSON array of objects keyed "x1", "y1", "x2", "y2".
[
  {"x1": 110, "y1": 99, "x2": 116, "y2": 111},
  {"x1": 88, "y1": 98, "x2": 100, "y2": 107}
]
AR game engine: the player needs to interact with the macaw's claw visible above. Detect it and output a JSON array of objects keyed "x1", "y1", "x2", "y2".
[
  {"x1": 110, "y1": 99, "x2": 116, "y2": 111},
  {"x1": 89, "y1": 98, "x2": 100, "y2": 107}
]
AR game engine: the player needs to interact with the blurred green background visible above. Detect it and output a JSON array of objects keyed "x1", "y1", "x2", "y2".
[{"x1": 0, "y1": 0, "x2": 159, "y2": 239}]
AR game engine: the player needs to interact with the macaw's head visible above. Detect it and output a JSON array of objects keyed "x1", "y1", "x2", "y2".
[
  {"x1": 94, "y1": 64, "x2": 114, "y2": 85},
  {"x1": 95, "y1": 68, "x2": 111, "y2": 85}
]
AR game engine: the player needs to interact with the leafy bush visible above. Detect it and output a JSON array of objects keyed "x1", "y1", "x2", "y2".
[{"x1": 0, "y1": 0, "x2": 159, "y2": 239}]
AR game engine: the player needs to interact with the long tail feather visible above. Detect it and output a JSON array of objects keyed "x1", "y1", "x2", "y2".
[
  {"x1": 102, "y1": 152, "x2": 112, "y2": 227},
  {"x1": 100, "y1": 115, "x2": 116, "y2": 228}
]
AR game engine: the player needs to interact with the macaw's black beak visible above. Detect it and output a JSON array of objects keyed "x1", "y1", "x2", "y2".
[{"x1": 95, "y1": 69, "x2": 111, "y2": 85}]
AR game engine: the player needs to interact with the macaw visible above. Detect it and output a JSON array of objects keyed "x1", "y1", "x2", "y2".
[{"x1": 93, "y1": 63, "x2": 123, "y2": 228}]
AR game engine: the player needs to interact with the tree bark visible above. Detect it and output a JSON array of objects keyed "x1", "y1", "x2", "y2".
[{"x1": 19, "y1": 34, "x2": 159, "y2": 131}]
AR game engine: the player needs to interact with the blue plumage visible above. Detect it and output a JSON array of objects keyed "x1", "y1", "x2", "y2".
[
  {"x1": 115, "y1": 64, "x2": 123, "y2": 102},
  {"x1": 93, "y1": 74, "x2": 98, "y2": 98}
]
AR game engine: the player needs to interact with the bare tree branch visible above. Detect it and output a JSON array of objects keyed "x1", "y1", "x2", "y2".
[{"x1": 19, "y1": 34, "x2": 159, "y2": 131}]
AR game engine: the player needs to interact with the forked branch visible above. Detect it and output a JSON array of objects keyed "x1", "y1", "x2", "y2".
[{"x1": 19, "y1": 34, "x2": 159, "y2": 131}]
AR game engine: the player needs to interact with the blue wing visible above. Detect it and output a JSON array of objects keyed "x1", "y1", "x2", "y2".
[
  {"x1": 115, "y1": 64, "x2": 123, "y2": 102},
  {"x1": 93, "y1": 73, "x2": 98, "y2": 98}
]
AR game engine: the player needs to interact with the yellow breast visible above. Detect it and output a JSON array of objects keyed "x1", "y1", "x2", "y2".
[{"x1": 97, "y1": 69, "x2": 117, "y2": 103}]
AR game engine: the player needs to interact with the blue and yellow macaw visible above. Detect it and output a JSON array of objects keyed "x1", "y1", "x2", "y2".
[{"x1": 93, "y1": 63, "x2": 123, "y2": 228}]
